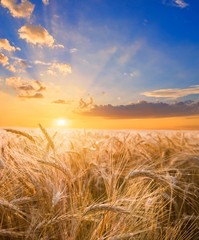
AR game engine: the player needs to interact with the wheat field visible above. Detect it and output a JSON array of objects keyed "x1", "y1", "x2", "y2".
[{"x1": 0, "y1": 127, "x2": 198, "y2": 240}]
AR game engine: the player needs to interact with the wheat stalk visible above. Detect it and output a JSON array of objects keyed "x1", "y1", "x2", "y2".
[
  {"x1": 84, "y1": 204, "x2": 130, "y2": 215},
  {"x1": 126, "y1": 170, "x2": 174, "y2": 188},
  {"x1": 101, "y1": 228, "x2": 153, "y2": 240},
  {"x1": 0, "y1": 229, "x2": 25, "y2": 238},
  {"x1": 38, "y1": 124, "x2": 55, "y2": 150},
  {"x1": 0, "y1": 199, "x2": 29, "y2": 219},
  {"x1": 4, "y1": 129, "x2": 35, "y2": 143},
  {"x1": 37, "y1": 160, "x2": 72, "y2": 178}
]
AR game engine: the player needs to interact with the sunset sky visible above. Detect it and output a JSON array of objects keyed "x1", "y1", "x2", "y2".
[{"x1": 0, "y1": 0, "x2": 199, "y2": 129}]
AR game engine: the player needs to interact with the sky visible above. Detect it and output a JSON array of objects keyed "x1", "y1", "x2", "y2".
[{"x1": 0, "y1": 0, "x2": 199, "y2": 129}]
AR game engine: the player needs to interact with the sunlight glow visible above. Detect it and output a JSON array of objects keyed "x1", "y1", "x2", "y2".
[{"x1": 54, "y1": 118, "x2": 70, "y2": 127}]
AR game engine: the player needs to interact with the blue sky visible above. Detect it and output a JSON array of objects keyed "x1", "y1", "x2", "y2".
[{"x1": 0, "y1": 0, "x2": 199, "y2": 125}]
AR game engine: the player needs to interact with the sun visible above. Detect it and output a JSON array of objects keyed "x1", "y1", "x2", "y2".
[{"x1": 54, "y1": 118, "x2": 70, "y2": 127}]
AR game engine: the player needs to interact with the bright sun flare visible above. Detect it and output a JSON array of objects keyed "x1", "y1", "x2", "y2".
[{"x1": 55, "y1": 118, "x2": 70, "y2": 127}]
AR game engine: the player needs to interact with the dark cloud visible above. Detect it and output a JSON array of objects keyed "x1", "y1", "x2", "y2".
[
  {"x1": 5, "y1": 77, "x2": 46, "y2": 99},
  {"x1": 18, "y1": 85, "x2": 35, "y2": 91},
  {"x1": 80, "y1": 100, "x2": 199, "y2": 118},
  {"x1": 78, "y1": 97, "x2": 94, "y2": 111},
  {"x1": 52, "y1": 99, "x2": 69, "y2": 104},
  {"x1": 35, "y1": 80, "x2": 46, "y2": 91},
  {"x1": 18, "y1": 93, "x2": 44, "y2": 99}
]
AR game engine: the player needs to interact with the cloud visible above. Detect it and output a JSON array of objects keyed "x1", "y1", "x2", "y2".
[
  {"x1": 52, "y1": 99, "x2": 72, "y2": 104},
  {"x1": 14, "y1": 58, "x2": 29, "y2": 71},
  {"x1": 5, "y1": 57, "x2": 29, "y2": 73},
  {"x1": 0, "y1": 53, "x2": 27, "y2": 73},
  {"x1": 18, "y1": 93, "x2": 44, "y2": 99},
  {"x1": 6, "y1": 64, "x2": 16, "y2": 72},
  {"x1": 80, "y1": 100, "x2": 199, "y2": 119},
  {"x1": 130, "y1": 70, "x2": 140, "y2": 78},
  {"x1": 0, "y1": 53, "x2": 9, "y2": 66},
  {"x1": 123, "y1": 70, "x2": 140, "y2": 78},
  {"x1": 33, "y1": 60, "x2": 71, "y2": 75},
  {"x1": 0, "y1": 38, "x2": 20, "y2": 52},
  {"x1": 52, "y1": 99, "x2": 67, "y2": 104},
  {"x1": 173, "y1": 0, "x2": 189, "y2": 8},
  {"x1": 34, "y1": 60, "x2": 50, "y2": 66},
  {"x1": 48, "y1": 63, "x2": 72, "y2": 75},
  {"x1": 76, "y1": 97, "x2": 94, "y2": 112},
  {"x1": 52, "y1": 44, "x2": 64, "y2": 49},
  {"x1": 1, "y1": 0, "x2": 35, "y2": 18},
  {"x1": 142, "y1": 85, "x2": 199, "y2": 98},
  {"x1": 18, "y1": 25, "x2": 55, "y2": 47},
  {"x1": 163, "y1": 0, "x2": 189, "y2": 8},
  {"x1": 42, "y1": 0, "x2": 49, "y2": 5},
  {"x1": 6, "y1": 77, "x2": 46, "y2": 98},
  {"x1": 0, "y1": 54, "x2": 23, "y2": 73},
  {"x1": 70, "y1": 48, "x2": 78, "y2": 53}
]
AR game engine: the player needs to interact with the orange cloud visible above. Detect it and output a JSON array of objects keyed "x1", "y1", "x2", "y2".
[
  {"x1": 0, "y1": 53, "x2": 9, "y2": 66},
  {"x1": 13, "y1": 58, "x2": 29, "y2": 72},
  {"x1": 18, "y1": 25, "x2": 55, "y2": 47},
  {"x1": 18, "y1": 93, "x2": 44, "y2": 99},
  {"x1": 6, "y1": 64, "x2": 16, "y2": 72},
  {"x1": 5, "y1": 76, "x2": 46, "y2": 98},
  {"x1": 0, "y1": 38, "x2": 20, "y2": 52},
  {"x1": 77, "y1": 97, "x2": 94, "y2": 112},
  {"x1": 1, "y1": 0, "x2": 35, "y2": 18},
  {"x1": 52, "y1": 99, "x2": 70, "y2": 104}
]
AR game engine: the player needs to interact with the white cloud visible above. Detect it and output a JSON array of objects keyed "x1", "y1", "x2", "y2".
[
  {"x1": 173, "y1": 0, "x2": 189, "y2": 8},
  {"x1": 33, "y1": 60, "x2": 72, "y2": 75},
  {"x1": 47, "y1": 69, "x2": 56, "y2": 75},
  {"x1": 48, "y1": 63, "x2": 72, "y2": 75},
  {"x1": 18, "y1": 25, "x2": 55, "y2": 47},
  {"x1": 0, "y1": 38, "x2": 19, "y2": 52},
  {"x1": 0, "y1": 53, "x2": 9, "y2": 66},
  {"x1": 34, "y1": 60, "x2": 50, "y2": 65},
  {"x1": 130, "y1": 70, "x2": 140, "y2": 78},
  {"x1": 1, "y1": 0, "x2": 35, "y2": 18},
  {"x1": 70, "y1": 48, "x2": 78, "y2": 53},
  {"x1": 123, "y1": 70, "x2": 140, "y2": 78},
  {"x1": 42, "y1": 0, "x2": 49, "y2": 5},
  {"x1": 52, "y1": 44, "x2": 64, "y2": 49},
  {"x1": 142, "y1": 85, "x2": 199, "y2": 98}
]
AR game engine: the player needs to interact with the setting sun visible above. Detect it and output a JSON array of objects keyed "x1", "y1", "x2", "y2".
[{"x1": 54, "y1": 118, "x2": 70, "y2": 127}]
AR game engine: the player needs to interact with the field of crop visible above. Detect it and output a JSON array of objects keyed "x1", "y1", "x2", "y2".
[{"x1": 0, "y1": 127, "x2": 199, "y2": 240}]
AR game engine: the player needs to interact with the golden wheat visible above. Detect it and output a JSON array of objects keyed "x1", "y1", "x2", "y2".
[{"x1": 0, "y1": 128, "x2": 198, "y2": 239}]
